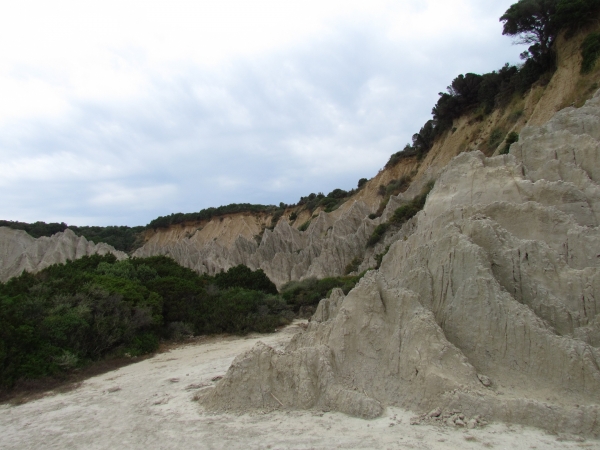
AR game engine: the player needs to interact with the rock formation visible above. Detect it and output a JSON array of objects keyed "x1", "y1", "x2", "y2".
[
  {"x1": 133, "y1": 201, "x2": 379, "y2": 288},
  {"x1": 0, "y1": 228, "x2": 127, "y2": 282},
  {"x1": 201, "y1": 92, "x2": 600, "y2": 436}
]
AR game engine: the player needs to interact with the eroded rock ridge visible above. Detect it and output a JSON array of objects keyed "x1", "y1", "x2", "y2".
[
  {"x1": 0, "y1": 228, "x2": 127, "y2": 282},
  {"x1": 202, "y1": 92, "x2": 600, "y2": 436},
  {"x1": 133, "y1": 201, "x2": 380, "y2": 288}
]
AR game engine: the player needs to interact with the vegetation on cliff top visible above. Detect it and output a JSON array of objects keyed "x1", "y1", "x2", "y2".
[
  {"x1": 386, "y1": 0, "x2": 600, "y2": 169},
  {"x1": 0, "y1": 220, "x2": 145, "y2": 253},
  {"x1": 146, "y1": 203, "x2": 280, "y2": 230}
]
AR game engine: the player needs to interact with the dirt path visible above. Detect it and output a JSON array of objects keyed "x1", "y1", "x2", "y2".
[{"x1": 0, "y1": 322, "x2": 596, "y2": 449}]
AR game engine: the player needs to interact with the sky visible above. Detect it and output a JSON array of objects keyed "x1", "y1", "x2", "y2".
[{"x1": 0, "y1": 0, "x2": 527, "y2": 227}]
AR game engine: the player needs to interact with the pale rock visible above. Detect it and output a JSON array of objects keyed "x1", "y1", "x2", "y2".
[
  {"x1": 477, "y1": 374, "x2": 492, "y2": 387},
  {"x1": 134, "y1": 201, "x2": 376, "y2": 288},
  {"x1": 0, "y1": 228, "x2": 126, "y2": 281},
  {"x1": 428, "y1": 407, "x2": 442, "y2": 418},
  {"x1": 202, "y1": 92, "x2": 600, "y2": 437}
]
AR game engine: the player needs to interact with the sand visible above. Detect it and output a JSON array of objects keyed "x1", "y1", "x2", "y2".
[{"x1": 0, "y1": 321, "x2": 596, "y2": 450}]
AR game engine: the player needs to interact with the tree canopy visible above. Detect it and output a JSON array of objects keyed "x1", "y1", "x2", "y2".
[
  {"x1": 500, "y1": 0, "x2": 600, "y2": 63},
  {"x1": 500, "y1": 0, "x2": 559, "y2": 64}
]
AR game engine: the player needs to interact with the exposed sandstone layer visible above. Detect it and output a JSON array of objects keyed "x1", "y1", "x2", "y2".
[
  {"x1": 0, "y1": 228, "x2": 127, "y2": 282},
  {"x1": 202, "y1": 92, "x2": 600, "y2": 436},
  {"x1": 133, "y1": 202, "x2": 380, "y2": 288}
]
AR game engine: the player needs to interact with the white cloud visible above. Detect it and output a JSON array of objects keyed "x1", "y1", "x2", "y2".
[{"x1": 89, "y1": 183, "x2": 178, "y2": 209}]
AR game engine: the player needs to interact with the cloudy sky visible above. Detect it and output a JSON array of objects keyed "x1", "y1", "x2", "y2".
[{"x1": 0, "y1": 0, "x2": 526, "y2": 227}]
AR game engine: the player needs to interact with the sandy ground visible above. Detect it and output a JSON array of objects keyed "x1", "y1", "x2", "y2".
[{"x1": 0, "y1": 321, "x2": 598, "y2": 450}]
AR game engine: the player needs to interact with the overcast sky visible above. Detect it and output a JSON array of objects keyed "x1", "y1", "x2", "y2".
[{"x1": 0, "y1": 0, "x2": 526, "y2": 227}]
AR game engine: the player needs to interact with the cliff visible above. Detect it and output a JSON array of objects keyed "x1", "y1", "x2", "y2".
[
  {"x1": 131, "y1": 24, "x2": 600, "y2": 289},
  {"x1": 0, "y1": 15, "x2": 599, "y2": 439},
  {"x1": 202, "y1": 87, "x2": 600, "y2": 436}
]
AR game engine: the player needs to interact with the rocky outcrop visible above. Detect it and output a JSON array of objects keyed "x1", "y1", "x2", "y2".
[
  {"x1": 201, "y1": 92, "x2": 600, "y2": 436},
  {"x1": 0, "y1": 228, "x2": 127, "y2": 282},
  {"x1": 134, "y1": 201, "x2": 379, "y2": 287}
]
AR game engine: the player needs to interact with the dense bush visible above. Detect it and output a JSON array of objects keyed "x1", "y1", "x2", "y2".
[
  {"x1": 280, "y1": 274, "x2": 364, "y2": 312},
  {"x1": 298, "y1": 220, "x2": 311, "y2": 232},
  {"x1": 581, "y1": 32, "x2": 600, "y2": 73},
  {"x1": 556, "y1": 0, "x2": 600, "y2": 37},
  {"x1": 71, "y1": 225, "x2": 145, "y2": 252},
  {"x1": 344, "y1": 256, "x2": 362, "y2": 275},
  {"x1": 0, "y1": 256, "x2": 289, "y2": 388},
  {"x1": 374, "y1": 245, "x2": 391, "y2": 269},
  {"x1": 0, "y1": 220, "x2": 69, "y2": 238},
  {"x1": 214, "y1": 265, "x2": 278, "y2": 295},
  {"x1": 268, "y1": 209, "x2": 285, "y2": 229},
  {"x1": 366, "y1": 223, "x2": 390, "y2": 247},
  {"x1": 296, "y1": 186, "x2": 359, "y2": 214},
  {"x1": 488, "y1": 128, "x2": 506, "y2": 152},
  {"x1": 500, "y1": 131, "x2": 520, "y2": 155}
]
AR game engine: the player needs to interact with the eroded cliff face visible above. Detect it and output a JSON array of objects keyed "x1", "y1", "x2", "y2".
[
  {"x1": 201, "y1": 90, "x2": 600, "y2": 436},
  {"x1": 132, "y1": 26, "x2": 600, "y2": 288},
  {"x1": 0, "y1": 228, "x2": 127, "y2": 282},
  {"x1": 134, "y1": 202, "x2": 377, "y2": 288}
]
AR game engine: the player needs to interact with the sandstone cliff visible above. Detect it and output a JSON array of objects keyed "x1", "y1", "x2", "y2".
[
  {"x1": 132, "y1": 25, "x2": 600, "y2": 289},
  {"x1": 0, "y1": 228, "x2": 127, "y2": 282},
  {"x1": 202, "y1": 88, "x2": 600, "y2": 436}
]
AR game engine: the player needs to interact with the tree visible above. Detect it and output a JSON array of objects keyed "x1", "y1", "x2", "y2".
[
  {"x1": 500, "y1": 0, "x2": 559, "y2": 64},
  {"x1": 214, "y1": 265, "x2": 278, "y2": 295},
  {"x1": 448, "y1": 73, "x2": 483, "y2": 106},
  {"x1": 411, "y1": 120, "x2": 436, "y2": 158},
  {"x1": 555, "y1": 0, "x2": 600, "y2": 37}
]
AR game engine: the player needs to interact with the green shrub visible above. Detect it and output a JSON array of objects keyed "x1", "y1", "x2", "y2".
[
  {"x1": 488, "y1": 128, "x2": 505, "y2": 151},
  {"x1": 374, "y1": 175, "x2": 413, "y2": 216},
  {"x1": 366, "y1": 223, "x2": 389, "y2": 247},
  {"x1": 500, "y1": 131, "x2": 519, "y2": 155},
  {"x1": 269, "y1": 209, "x2": 284, "y2": 229},
  {"x1": 581, "y1": 33, "x2": 600, "y2": 74},
  {"x1": 508, "y1": 109, "x2": 523, "y2": 123},
  {"x1": 0, "y1": 221, "x2": 145, "y2": 252},
  {"x1": 126, "y1": 332, "x2": 159, "y2": 356},
  {"x1": 344, "y1": 256, "x2": 362, "y2": 275},
  {"x1": 390, "y1": 203, "x2": 420, "y2": 225},
  {"x1": 298, "y1": 220, "x2": 311, "y2": 232},
  {"x1": 280, "y1": 274, "x2": 364, "y2": 312},
  {"x1": 0, "y1": 255, "x2": 286, "y2": 388},
  {"x1": 367, "y1": 182, "x2": 434, "y2": 248},
  {"x1": 318, "y1": 197, "x2": 339, "y2": 212},
  {"x1": 214, "y1": 265, "x2": 278, "y2": 295}
]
